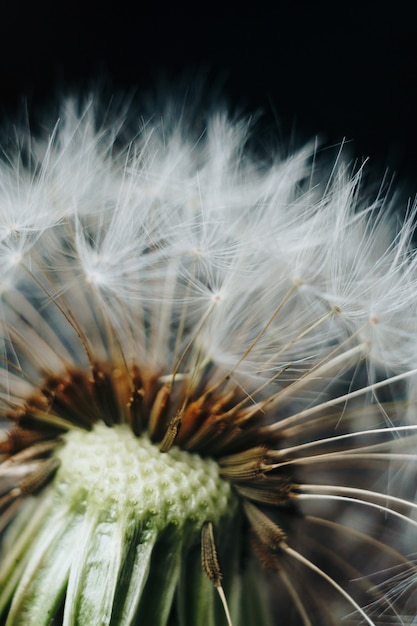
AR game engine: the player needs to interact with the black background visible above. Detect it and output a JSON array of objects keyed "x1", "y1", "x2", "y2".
[{"x1": 1, "y1": 1, "x2": 416, "y2": 194}]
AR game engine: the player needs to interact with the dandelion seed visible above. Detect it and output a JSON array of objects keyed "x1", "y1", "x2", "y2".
[{"x1": 1, "y1": 97, "x2": 417, "y2": 625}]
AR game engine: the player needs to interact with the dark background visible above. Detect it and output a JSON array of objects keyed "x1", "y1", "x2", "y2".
[{"x1": 1, "y1": 1, "x2": 416, "y2": 194}]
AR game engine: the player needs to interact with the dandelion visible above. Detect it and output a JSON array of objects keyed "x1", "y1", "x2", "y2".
[{"x1": 1, "y1": 97, "x2": 417, "y2": 625}]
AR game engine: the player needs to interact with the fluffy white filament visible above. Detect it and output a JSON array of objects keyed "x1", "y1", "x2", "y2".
[
  {"x1": 1, "y1": 97, "x2": 417, "y2": 625},
  {"x1": 1, "y1": 100, "x2": 416, "y2": 379}
]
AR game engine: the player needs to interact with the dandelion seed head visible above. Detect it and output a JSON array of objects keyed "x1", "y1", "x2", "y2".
[{"x1": 0, "y1": 95, "x2": 417, "y2": 626}]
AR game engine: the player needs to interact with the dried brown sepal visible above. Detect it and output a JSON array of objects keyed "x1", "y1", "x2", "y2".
[
  {"x1": 249, "y1": 529, "x2": 282, "y2": 572},
  {"x1": 243, "y1": 501, "x2": 286, "y2": 551},
  {"x1": 0, "y1": 427, "x2": 50, "y2": 455},
  {"x1": 218, "y1": 447, "x2": 269, "y2": 467},
  {"x1": 209, "y1": 389, "x2": 240, "y2": 419},
  {"x1": 41, "y1": 373, "x2": 98, "y2": 428},
  {"x1": 201, "y1": 521, "x2": 234, "y2": 626},
  {"x1": 159, "y1": 411, "x2": 182, "y2": 453},
  {"x1": 184, "y1": 414, "x2": 227, "y2": 451},
  {"x1": 219, "y1": 462, "x2": 266, "y2": 481},
  {"x1": 148, "y1": 383, "x2": 171, "y2": 439},
  {"x1": 0, "y1": 439, "x2": 61, "y2": 471},
  {"x1": 218, "y1": 447, "x2": 268, "y2": 481},
  {"x1": 236, "y1": 481, "x2": 292, "y2": 506},
  {"x1": 179, "y1": 392, "x2": 256, "y2": 452},
  {"x1": 127, "y1": 387, "x2": 145, "y2": 435},
  {"x1": 91, "y1": 365, "x2": 119, "y2": 426},
  {"x1": 19, "y1": 408, "x2": 76, "y2": 432},
  {"x1": 201, "y1": 520, "x2": 222, "y2": 587},
  {"x1": 174, "y1": 392, "x2": 211, "y2": 443},
  {"x1": 0, "y1": 457, "x2": 59, "y2": 515},
  {"x1": 18, "y1": 457, "x2": 60, "y2": 496}
]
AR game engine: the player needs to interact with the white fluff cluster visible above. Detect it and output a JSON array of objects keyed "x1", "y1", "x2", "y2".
[
  {"x1": 1, "y1": 97, "x2": 417, "y2": 626},
  {"x1": 1, "y1": 100, "x2": 416, "y2": 382}
]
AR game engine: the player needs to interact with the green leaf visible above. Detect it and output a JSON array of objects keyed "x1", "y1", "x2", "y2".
[
  {"x1": 176, "y1": 542, "x2": 216, "y2": 626},
  {"x1": 0, "y1": 494, "x2": 54, "y2": 617},
  {"x1": 4, "y1": 506, "x2": 80, "y2": 626},
  {"x1": 136, "y1": 526, "x2": 183, "y2": 626},
  {"x1": 63, "y1": 513, "x2": 124, "y2": 626},
  {"x1": 109, "y1": 527, "x2": 158, "y2": 626}
]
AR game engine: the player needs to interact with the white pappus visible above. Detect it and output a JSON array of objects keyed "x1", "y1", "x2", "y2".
[{"x1": 0, "y1": 96, "x2": 417, "y2": 626}]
